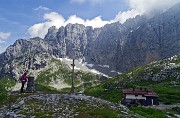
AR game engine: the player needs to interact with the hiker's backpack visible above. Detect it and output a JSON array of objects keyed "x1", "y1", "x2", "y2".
[{"x1": 21, "y1": 75, "x2": 27, "y2": 83}]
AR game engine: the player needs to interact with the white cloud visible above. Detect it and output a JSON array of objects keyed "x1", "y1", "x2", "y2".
[
  {"x1": 0, "y1": 32, "x2": 10, "y2": 54},
  {"x1": 84, "y1": 16, "x2": 110, "y2": 28},
  {"x1": 0, "y1": 32, "x2": 11, "y2": 43},
  {"x1": 115, "y1": 9, "x2": 140, "y2": 24},
  {"x1": 65, "y1": 15, "x2": 85, "y2": 25},
  {"x1": 116, "y1": 0, "x2": 180, "y2": 23},
  {"x1": 0, "y1": 45, "x2": 7, "y2": 54},
  {"x1": 127, "y1": 0, "x2": 180, "y2": 14},
  {"x1": 64, "y1": 15, "x2": 110, "y2": 28},
  {"x1": 28, "y1": 12, "x2": 111, "y2": 38},
  {"x1": 28, "y1": 12, "x2": 65, "y2": 38},
  {"x1": 34, "y1": 6, "x2": 50, "y2": 11},
  {"x1": 28, "y1": 0, "x2": 180, "y2": 38}
]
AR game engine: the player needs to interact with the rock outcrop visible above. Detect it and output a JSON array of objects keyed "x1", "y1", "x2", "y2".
[
  {"x1": 0, "y1": 93, "x2": 129, "y2": 118},
  {"x1": 0, "y1": 37, "x2": 53, "y2": 78}
]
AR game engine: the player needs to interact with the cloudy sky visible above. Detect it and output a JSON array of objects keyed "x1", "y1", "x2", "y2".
[{"x1": 0, "y1": 0, "x2": 179, "y2": 53}]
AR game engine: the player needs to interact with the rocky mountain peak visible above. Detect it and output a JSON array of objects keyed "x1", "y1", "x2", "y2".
[
  {"x1": 44, "y1": 26, "x2": 58, "y2": 41},
  {"x1": 0, "y1": 2, "x2": 180, "y2": 79},
  {"x1": 48, "y1": 26, "x2": 58, "y2": 32}
]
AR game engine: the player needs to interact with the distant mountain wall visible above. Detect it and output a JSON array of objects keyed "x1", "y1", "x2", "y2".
[
  {"x1": 0, "y1": 2, "x2": 180, "y2": 78},
  {"x1": 44, "y1": 2, "x2": 180, "y2": 71}
]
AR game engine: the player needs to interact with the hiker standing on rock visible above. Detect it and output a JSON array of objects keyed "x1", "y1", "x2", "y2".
[{"x1": 20, "y1": 72, "x2": 28, "y2": 93}]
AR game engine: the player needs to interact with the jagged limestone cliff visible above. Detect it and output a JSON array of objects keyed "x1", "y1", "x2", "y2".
[{"x1": 0, "y1": 2, "x2": 180, "y2": 80}]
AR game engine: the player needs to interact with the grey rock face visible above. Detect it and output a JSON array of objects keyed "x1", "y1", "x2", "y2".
[
  {"x1": 56, "y1": 24, "x2": 88, "y2": 58},
  {"x1": 0, "y1": 37, "x2": 53, "y2": 78},
  {"x1": 45, "y1": 3, "x2": 180, "y2": 72},
  {"x1": 45, "y1": 24, "x2": 89, "y2": 58},
  {"x1": 0, "y1": 2, "x2": 180, "y2": 79},
  {"x1": 118, "y1": 2, "x2": 180, "y2": 71},
  {"x1": 85, "y1": 22, "x2": 127, "y2": 68},
  {"x1": 51, "y1": 3, "x2": 180, "y2": 72},
  {"x1": 44, "y1": 26, "x2": 60, "y2": 57}
]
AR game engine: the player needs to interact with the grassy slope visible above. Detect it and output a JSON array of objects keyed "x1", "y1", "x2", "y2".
[
  {"x1": 0, "y1": 76, "x2": 16, "y2": 105},
  {"x1": 0, "y1": 58, "x2": 101, "y2": 105},
  {"x1": 36, "y1": 58, "x2": 101, "y2": 92},
  {"x1": 35, "y1": 58, "x2": 72, "y2": 85},
  {"x1": 130, "y1": 107, "x2": 167, "y2": 118},
  {"x1": 85, "y1": 55, "x2": 180, "y2": 104},
  {"x1": 0, "y1": 76, "x2": 16, "y2": 91}
]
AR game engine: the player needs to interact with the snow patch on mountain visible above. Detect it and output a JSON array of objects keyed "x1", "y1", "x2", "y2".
[{"x1": 58, "y1": 57, "x2": 121, "y2": 77}]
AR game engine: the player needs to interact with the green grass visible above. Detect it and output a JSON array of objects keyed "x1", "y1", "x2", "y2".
[
  {"x1": 85, "y1": 55, "x2": 180, "y2": 104},
  {"x1": 35, "y1": 58, "x2": 72, "y2": 85},
  {"x1": 35, "y1": 84, "x2": 60, "y2": 94},
  {"x1": 75, "y1": 105, "x2": 120, "y2": 118},
  {"x1": 33, "y1": 113, "x2": 54, "y2": 118},
  {"x1": 60, "y1": 87, "x2": 71, "y2": 93},
  {"x1": 84, "y1": 65, "x2": 147, "y2": 103},
  {"x1": 76, "y1": 71, "x2": 99, "y2": 82},
  {"x1": 85, "y1": 85, "x2": 123, "y2": 102},
  {"x1": 85, "y1": 76, "x2": 180, "y2": 104},
  {"x1": 0, "y1": 92, "x2": 36, "y2": 107},
  {"x1": 0, "y1": 92, "x2": 7, "y2": 105},
  {"x1": 0, "y1": 84, "x2": 60, "y2": 107},
  {"x1": 15, "y1": 93, "x2": 125, "y2": 118},
  {"x1": 35, "y1": 58, "x2": 101, "y2": 92},
  {"x1": 18, "y1": 96, "x2": 55, "y2": 118},
  {"x1": 151, "y1": 78, "x2": 180, "y2": 104},
  {"x1": 0, "y1": 76, "x2": 16, "y2": 91},
  {"x1": 88, "y1": 107, "x2": 119, "y2": 118},
  {"x1": 130, "y1": 107, "x2": 167, "y2": 118},
  {"x1": 0, "y1": 76, "x2": 16, "y2": 105}
]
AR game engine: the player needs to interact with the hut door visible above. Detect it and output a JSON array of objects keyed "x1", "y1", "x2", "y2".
[{"x1": 151, "y1": 99, "x2": 154, "y2": 105}]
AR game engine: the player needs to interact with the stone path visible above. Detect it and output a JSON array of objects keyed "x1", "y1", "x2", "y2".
[{"x1": 152, "y1": 103, "x2": 180, "y2": 110}]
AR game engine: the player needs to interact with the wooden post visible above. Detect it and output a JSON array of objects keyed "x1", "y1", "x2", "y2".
[{"x1": 70, "y1": 59, "x2": 75, "y2": 94}]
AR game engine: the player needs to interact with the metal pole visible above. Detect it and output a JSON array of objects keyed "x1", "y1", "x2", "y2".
[{"x1": 70, "y1": 59, "x2": 75, "y2": 93}]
